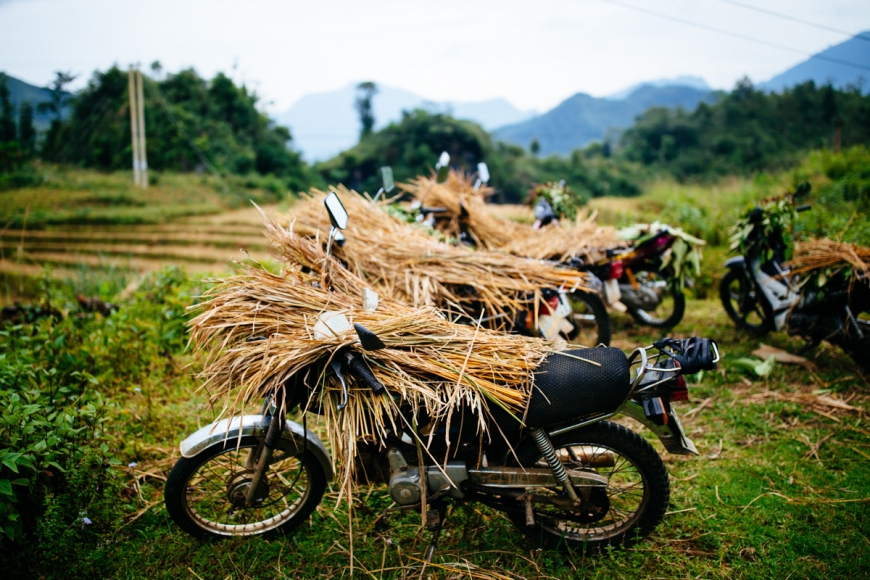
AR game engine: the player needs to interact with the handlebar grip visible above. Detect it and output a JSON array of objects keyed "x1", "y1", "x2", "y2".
[
  {"x1": 346, "y1": 352, "x2": 386, "y2": 394},
  {"x1": 421, "y1": 206, "x2": 448, "y2": 215},
  {"x1": 796, "y1": 204, "x2": 812, "y2": 213}
]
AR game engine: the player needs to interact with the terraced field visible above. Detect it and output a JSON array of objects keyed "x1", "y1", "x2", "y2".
[{"x1": 0, "y1": 206, "x2": 277, "y2": 285}]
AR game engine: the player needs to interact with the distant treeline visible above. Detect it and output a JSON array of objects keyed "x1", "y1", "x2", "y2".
[
  {"x1": 0, "y1": 67, "x2": 313, "y2": 191},
  {"x1": 3, "y1": 68, "x2": 870, "y2": 201},
  {"x1": 620, "y1": 78, "x2": 870, "y2": 178}
]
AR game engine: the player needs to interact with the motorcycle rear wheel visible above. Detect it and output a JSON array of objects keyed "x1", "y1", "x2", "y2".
[
  {"x1": 164, "y1": 435, "x2": 326, "y2": 539},
  {"x1": 626, "y1": 269, "x2": 685, "y2": 328},
  {"x1": 564, "y1": 291, "x2": 612, "y2": 346},
  {"x1": 507, "y1": 421, "x2": 669, "y2": 553},
  {"x1": 719, "y1": 269, "x2": 771, "y2": 335}
]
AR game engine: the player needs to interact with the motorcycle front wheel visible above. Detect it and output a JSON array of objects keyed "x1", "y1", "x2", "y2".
[
  {"x1": 626, "y1": 269, "x2": 685, "y2": 328},
  {"x1": 164, "y1": 435, "x2": 326, "y2": 539},
  {"x1": 508, "y1": 421, "x2": 669, "y2": 553},
  {"x1": 564, "y1": 291, "x2": 612, "y2": 346},
  {"x1": 719, "y1": 269, "x2": 771, "y2": 335}
]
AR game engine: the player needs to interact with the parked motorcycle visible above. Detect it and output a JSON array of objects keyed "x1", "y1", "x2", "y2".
[
  {"x1": 536, "y1": 199, "x2": 699, "y2": 329},
  {"x1": 164, "y1": 193, "x2": 719, "y2": 555},
  {"x1": 720, "y1": 185, "x2": 870, "y2": 371},
  {"x1": 414, "y1": 159, "x2": 612, "y2": 346}
]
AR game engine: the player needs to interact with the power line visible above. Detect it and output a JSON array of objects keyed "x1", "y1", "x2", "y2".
[
  {"x1": 598, "y1": 0, "x2": 870, "y2": 74},
  {"x1": 714, "y1": 0, "x2": 870, "y2": 43}
]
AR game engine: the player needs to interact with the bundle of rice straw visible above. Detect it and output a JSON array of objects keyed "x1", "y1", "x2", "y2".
[
  {"x1": 399, "y1": 171, "x2": 623, "y2": 262},
  {"x1": 283, "y1": 186, "x2": 596, "y2": 323},
  {"x1": 398, "y1": 170, "x2": 524, "y2": 249},
  {"x1": 188, "y1": 223, "x2": 554, "y2": 491},
  {"x1": 788, "y1": 238, "x2": 870, "y2": 280}
]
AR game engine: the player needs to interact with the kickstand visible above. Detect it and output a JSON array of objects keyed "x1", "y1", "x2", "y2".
[{"x1": 423, "y1": 503, "x2": 448, "y2": 563}]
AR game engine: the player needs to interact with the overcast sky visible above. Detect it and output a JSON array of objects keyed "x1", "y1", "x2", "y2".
[{"x1": 1, "y1": 0, "x2": 868, "y2": 113}]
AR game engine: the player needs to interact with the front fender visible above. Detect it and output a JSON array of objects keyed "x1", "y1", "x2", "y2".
[
  {"x1": 724, "y1": 256, "x2": 745, "y2": 271},
  {"x1": 179, "y1": 414, "x2": 334, "y2": 482}
]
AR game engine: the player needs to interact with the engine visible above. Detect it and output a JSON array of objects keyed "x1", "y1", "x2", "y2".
[{"x1": 386, "y1": 446, "x2": 468, "y2": 505}]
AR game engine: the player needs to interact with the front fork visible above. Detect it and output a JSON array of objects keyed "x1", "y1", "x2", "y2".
[{"x1": 244, "y1": 397, "x2": 284, "y2": 505}]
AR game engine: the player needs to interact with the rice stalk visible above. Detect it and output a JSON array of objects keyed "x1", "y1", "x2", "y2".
[
  {"x1": 280, "y1": 186, "x2": 597, "y2": 322},
  {"x1": 188, "y1": 226, "x2": 554, "y2": 487},
  {"x1": 399, "y1": 170, "x2": 623, "y2": 261}
]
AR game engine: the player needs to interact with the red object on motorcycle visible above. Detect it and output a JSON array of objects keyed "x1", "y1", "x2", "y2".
[
  {"x1": 538, "y1": 295, "x2": 560, "y2": 315},
  {"x1": 609, "y1": 260, "x2": 624, "y2": 281},
  {"x1": 670, "y1": 374, "x2": 689, "y2": 401},
  {"x1": 642, "y1": 397, "x2": 668, "y2": 426}
]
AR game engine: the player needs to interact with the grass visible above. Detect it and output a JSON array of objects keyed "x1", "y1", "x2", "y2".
[
  {"x1": 2, "y1": 160, "x2": 869, "y2": 578},
  {"x1": 8, "y1": 292, "x2": 867, "y2": 579}
]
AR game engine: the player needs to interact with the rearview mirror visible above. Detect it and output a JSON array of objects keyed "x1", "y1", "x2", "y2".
[
  {"x1": 436, "y1": 151, "x2": 450, "y2": 183},
  {"x1": 477, "y1": 162, "x2": 490, "y2": 184},
  {"x1": 381, "y1": 166, "x2": 395, "y2": 193},
  {"x1": 324, "y1": 192, "x2": 348, "y2": 230},
  {"x1": 354, "y1": 323, "x2": 386, "y2": 351}
]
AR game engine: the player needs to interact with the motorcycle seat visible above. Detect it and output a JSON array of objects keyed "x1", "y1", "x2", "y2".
[{"x1": 525, "y1": 347, "x2": 632, "y2": 428}]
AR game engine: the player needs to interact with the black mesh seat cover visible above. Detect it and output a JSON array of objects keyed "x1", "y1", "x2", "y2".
[{"x1": 525, "y1": 347, "x2": 631, "y2": 428}]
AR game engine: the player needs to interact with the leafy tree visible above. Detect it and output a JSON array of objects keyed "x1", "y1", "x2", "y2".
[
  {"x1": 0, "y1": 73, "x2": 16, "y2": 143},
  {"x1": 620, "y1": 79, "x2": 870, "y2": 179},
  {"x1": 529, "y1": 137, "x2": 540, "y2": 156},
  {"x1": 18, "y1": 101, "x2": 36, "y2": 156},
  {"x1": 355, "y1": 81, "x2": 378, "y2": 138},
  {"x1": 44, "y1": 66, "x2": 310, "y2": 188}
]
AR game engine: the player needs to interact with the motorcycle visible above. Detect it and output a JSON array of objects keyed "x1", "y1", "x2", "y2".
[
  {"x1": 535, "y1": 199, "x2": 697, "y2": 329},
  {"x1": 164, "y1": 193, "x2": 719, "y2": 555},
  {"x1": 413, "y1": 158, "x2": 612, "y2": 346},
  {"x1": 720, "y1": 185, "x2": 870, "y2": 371}
]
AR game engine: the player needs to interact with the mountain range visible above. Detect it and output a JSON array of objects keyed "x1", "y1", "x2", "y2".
[
  {"x1": 493, "y1": 84, "x2": 714, "y2": 156},
  {"x1": 760, "y1": 31, "x2": 870, "y2": 93},
  {"x1": 274, "y1": 84, "x2": 535, "y2": 161},
  {"x1": 2, "y1": 73, "x2": 69, "y2": 130}
]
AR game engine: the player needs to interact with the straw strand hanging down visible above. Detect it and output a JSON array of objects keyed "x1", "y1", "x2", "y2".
[
  {"x1": 280, "y1": 186, "x2": 597, "y2": 322},
  {"x1": 399, "y1": 171, "x2": 624, "y2": 262},
  {"x1": 188, "y1": 223, "x2": 554, "y2": 487}
]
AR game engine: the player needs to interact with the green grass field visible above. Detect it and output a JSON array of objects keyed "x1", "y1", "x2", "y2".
[{"x1": 1, "y1": 163, "x2": 868, "y2": 579}]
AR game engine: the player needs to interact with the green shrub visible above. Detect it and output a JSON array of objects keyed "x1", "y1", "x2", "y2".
[{"x1": 0, "y1": 267, "x2": 196, "y2": 543}]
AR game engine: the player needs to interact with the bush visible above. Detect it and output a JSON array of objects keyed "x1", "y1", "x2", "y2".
[{"x1": 0, "y1": 267, "x2": 196, "y2": 544}]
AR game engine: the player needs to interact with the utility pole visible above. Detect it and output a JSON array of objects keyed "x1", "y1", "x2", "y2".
[
  {"x1": 136, "y1": 68, "x2": 148, "y2": 188},
  {"x1": 128, "y1": 66, "x2": 141, "y2": 186}
]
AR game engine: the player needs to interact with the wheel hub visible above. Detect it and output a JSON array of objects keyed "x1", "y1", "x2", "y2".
[{"x1": 227, "y1": 473, "x2": 270, "y2": 508}]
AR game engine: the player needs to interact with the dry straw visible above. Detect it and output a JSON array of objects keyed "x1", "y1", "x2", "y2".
[
  {"x1": 188, "y1": 223, "x2": 554, "y2": 490},
  {"x1": 789, "y1": 238, "x2": 870, "y2": 279},
  {"x1": 399, "y1": 171, "x2": 624, "y2": 262},
  {"x1": 282, "y1": 185, "x2": 597, "y2": 322}
]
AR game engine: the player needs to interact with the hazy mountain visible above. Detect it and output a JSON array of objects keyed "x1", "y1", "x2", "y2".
[
  {"x1": 275, "y1": 83, "x2": 535, "y2": 161},
  {"x1": 493, "y1": 84, "x2": 714, "y2": 156},
  {"x1": 760, "y1": 31, "x2": 870, "y2": 93},
  {"x1": 1, "y1": 72, "x2": 70, "y2": 130},
  {"x1": 606, "y1": 76, "x2": 710, "y2": 100}
]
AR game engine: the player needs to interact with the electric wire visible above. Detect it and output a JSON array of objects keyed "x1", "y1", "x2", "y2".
[
  {"x1": 713, "y1": 0, "x2": 870, "y2": 43},
  {"x1": 598, "y1": 0, "x2": 870, "y2": 74}
]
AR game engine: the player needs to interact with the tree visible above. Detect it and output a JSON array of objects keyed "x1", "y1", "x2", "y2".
[
  {"x1": 18, "y1": 101, "x2": 35, "y2": 155},
  {"x1": 529, "y1": 137, "x2": 540, "y2": 156},
  {"x1": 37, "y1": 71, "x2": 77, "y2": 120},
  {"x1": 355, "y1": 81, "x2": 378, "y2": 138},
  {"x1": 0, "y1": 73, "x2": 16, "y2": 144}
]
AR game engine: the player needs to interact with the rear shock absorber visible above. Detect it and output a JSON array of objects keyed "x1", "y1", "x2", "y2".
[{"x1": 530, "y1": 428, "x2": 579, "y2": 503}]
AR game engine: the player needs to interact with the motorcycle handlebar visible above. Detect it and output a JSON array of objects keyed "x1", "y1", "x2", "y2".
[
  {"x1": 346, "y1": 351, "x2": 386, "y2": 395},
  {"x1": 796, "y1": 204, "x2": 812, "y2": 213}
]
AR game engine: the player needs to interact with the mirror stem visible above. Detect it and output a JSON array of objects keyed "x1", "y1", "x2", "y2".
[{"x1": 372, "y1": 187, "x2": 385, "y2": 204}]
